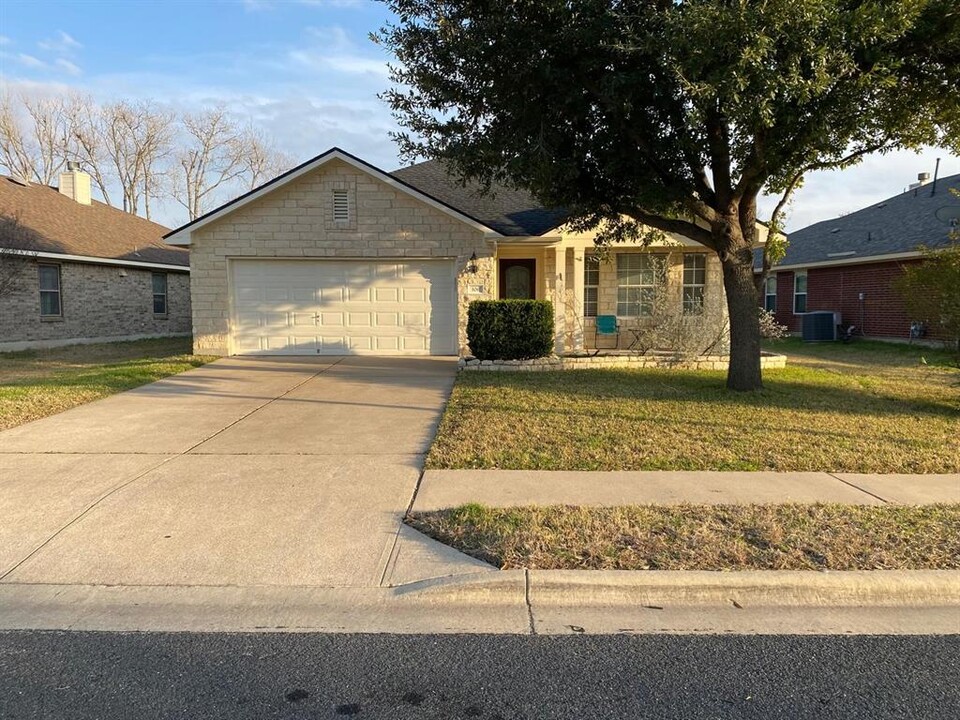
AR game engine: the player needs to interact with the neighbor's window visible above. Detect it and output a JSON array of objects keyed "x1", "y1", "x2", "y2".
[
  {"x1": 682, "y1": 254, "x2": 706, "y2": 314},
  {"x1": 152, "y1": 273, "x2": 168, "y2": 315},
  {"x1": 332, "y1": 189, "x2": 349, "y2": 222},
  {"x1": 764, "y1": 276, "x2": 777, "y2": 312},
  {"x1": 583, "y1": 254, "x2": 599, "y2": 317},
  {"x1": 793, "y1": 270, "x2": 807, "y2": 313},
  {"x1": 38, "y1": 264, "x2": 62, "y2": 317},
  {"x1": 616, "y1": 253, "x2": 659, "y2": 317}
]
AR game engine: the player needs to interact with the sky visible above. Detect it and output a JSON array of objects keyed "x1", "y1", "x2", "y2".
[{"x1": 1, "y1": 0, "x2": 957, "y2": 232}]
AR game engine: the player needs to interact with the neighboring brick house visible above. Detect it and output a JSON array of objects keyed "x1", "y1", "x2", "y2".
[
  {"x1": 759, "y1": 172, "x2": 960, "y2": 341},
  {"x1": 165, "y1": 147, "x2": 772, "y2": 357},
  {"x1": 0, "y1": 165, "x2": 191, "y2": 351}
]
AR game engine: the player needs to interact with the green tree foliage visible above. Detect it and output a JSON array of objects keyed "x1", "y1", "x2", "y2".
[
  {"x1": 897, "y1": 190, "x2": 960, "y2": 357},
  {"x1": 376, "y1": 0, "x2": 960, "y2": 389}
]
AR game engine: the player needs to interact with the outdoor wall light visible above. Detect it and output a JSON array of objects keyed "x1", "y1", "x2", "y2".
[{"x1": 467, "y1": 251, "x2": 479, "y2": 274}]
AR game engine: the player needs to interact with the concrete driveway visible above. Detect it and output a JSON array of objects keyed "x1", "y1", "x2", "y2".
[{"x1": 0, "y1": 356, "x2": 489, "y2": 590}]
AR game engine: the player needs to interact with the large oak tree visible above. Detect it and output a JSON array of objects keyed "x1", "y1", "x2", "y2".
[{"x1": 376, "y1": 0, "x2": 960, "y2": 389}]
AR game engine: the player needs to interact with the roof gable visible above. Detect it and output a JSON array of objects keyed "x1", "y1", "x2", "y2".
[{"x1": 164, "y1": 148, "x2": 503, "y2": 244}]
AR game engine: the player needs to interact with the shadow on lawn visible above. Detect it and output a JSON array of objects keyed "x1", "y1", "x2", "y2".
[{"x1": 457, "y1": 367, "x2": 960, "y2": 419}]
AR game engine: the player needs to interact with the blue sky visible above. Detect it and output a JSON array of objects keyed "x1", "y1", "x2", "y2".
[{"x1": 1, "y1": 0, "x2": 957, "y2": 231}]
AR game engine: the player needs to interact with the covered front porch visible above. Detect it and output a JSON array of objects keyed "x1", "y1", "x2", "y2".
[{"x1": 481, "y1": 234, "x2": 727, "y2": 355}]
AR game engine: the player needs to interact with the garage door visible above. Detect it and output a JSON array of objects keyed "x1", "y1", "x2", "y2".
[{"x1": 230, "y1": 259, "x2": 457, "y2": 355}]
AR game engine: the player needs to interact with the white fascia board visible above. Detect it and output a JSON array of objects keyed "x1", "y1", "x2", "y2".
[
  {"x1": 758, "y1": 251, "x2": 923, "y2": 273},
  {"x1": 163, "y1": 148, "x2": 503, "y2": 245},
  {"x1": 0, "y1": 248, "x2": 189, "y2": 272}
]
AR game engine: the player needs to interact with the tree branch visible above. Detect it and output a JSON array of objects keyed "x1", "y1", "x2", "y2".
[{"x1": 629, "y1": 207, "x2": 717, "y2": 250}]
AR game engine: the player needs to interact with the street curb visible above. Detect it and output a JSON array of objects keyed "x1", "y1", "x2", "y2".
[{"x1": 397, "y1": 569, "x2": 960, "y2": 608}]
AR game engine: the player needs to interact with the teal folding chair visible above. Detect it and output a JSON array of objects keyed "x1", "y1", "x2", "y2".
[{"x1": 594, "y1": 314, "x2": 620, "y2": 351}]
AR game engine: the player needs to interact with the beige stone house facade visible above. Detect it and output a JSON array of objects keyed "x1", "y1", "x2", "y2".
[{"x1": 166, "y1": 148, "x2": 765, "y2": 357}]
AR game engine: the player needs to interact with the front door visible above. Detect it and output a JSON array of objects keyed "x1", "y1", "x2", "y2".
[{"x1": 498, "y1": 259, "x2": 536, "y2": 299}]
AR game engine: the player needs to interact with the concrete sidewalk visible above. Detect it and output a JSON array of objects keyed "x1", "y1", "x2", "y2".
[{"x1": 412, "y1": 469, "x2": 960, "y2": 512}]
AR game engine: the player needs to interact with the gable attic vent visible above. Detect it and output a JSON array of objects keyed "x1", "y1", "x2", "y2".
[{"x1": 332, "y1": 190, "x2": 349, "y2": 222}]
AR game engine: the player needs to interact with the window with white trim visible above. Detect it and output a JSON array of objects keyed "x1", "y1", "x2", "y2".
[
  {"x1": 793, "y1": 270, "x2": 807, "y2": 314},
  {"x1": 583, "y1": 254, "x2": 599, "y2": 317},
  {"x1": 682, "y1": 254, "x2": 706, "y2": 314},
  {"x1": 616, "y1": 253, "x2": 659, "y2": 317},
  {"x1": 764, "y1": 275, "x2": 777, "y2": 312},
  {"x1": 332, "y1": 189, "x2": 349, "y2": 222},
  {"x1": 38, "y1": 264, "x2": 62, "y2": 317},
  {"x1": 152, "y1": 273, "x2": 168, "y2": 315}
]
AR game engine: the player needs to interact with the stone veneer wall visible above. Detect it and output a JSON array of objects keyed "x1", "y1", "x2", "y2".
[
  {"x1": 188, "y1": 158, "x2": 493, "y2": 356},
  {"x1": 576, "y1": 248, "x2": 727, "y2": 349},
  {"x1": 0, "y1": 259, "x2": 191, "y2": 351}
]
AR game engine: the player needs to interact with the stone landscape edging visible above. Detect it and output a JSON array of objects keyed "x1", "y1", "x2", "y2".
[{"x1": 458, "y1": 352, "x2": 787, "y2": 372}]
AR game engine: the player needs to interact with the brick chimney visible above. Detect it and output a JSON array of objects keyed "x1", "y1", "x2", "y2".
[{"x1": 58, "y1": 161, "x2": 92, "y2": 205}]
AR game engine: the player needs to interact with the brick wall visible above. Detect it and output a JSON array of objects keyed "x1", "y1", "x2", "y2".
[
  {"x1": 0, "y1": 259, "x2": 191, "y2": 350},
  {"x1": 762, "y1": 259, "x2": 941, "y2": 340},
  {"x1": 189, "y1": 157, "x2": 491, "y2": 356}
]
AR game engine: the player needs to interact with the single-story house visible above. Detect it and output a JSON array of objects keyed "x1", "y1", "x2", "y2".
[
  {"x1": 165, "y1": 148, "x2": 771, "y2": 357},
  {"x1": 758, "y1": 172, "x2": 959, "y2": 341},
  {"x1": 0, "y1": 165, "x2": 191, "y2": 352}
]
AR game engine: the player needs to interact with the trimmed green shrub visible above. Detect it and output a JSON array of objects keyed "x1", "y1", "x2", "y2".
[{"x1": 467, "y1": 300, "x2": 554, "y2": 360}]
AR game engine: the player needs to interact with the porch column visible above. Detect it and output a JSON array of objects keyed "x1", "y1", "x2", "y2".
[
  {"x1": 553, "y1": 247, "x2": 566, "y2": 354},
  {"x1": 571, "y1": 247, "x2": 585, "y2": 351}
]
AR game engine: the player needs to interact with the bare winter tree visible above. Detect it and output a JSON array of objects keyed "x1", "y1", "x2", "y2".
[
  {"x1": 240, "y1": 124, "x2": 292, "y2": 191},
  {"x1": 0, "y1": 94, "x2": 72, "y2": 185},
  {"x1": 172, "y1": 106, "x2": 250, "y2": 221},
  {"x1": 99, "y1": 100, "x2": 173, "y2": 219},
  {"x1": 65, "y1": 94, "x2": 113, "y2": 206},
  {"x1": 0, "y1": 214, "x2": 45, "y2": 297}
]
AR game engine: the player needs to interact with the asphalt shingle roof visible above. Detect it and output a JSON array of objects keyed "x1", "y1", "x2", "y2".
[
  {"x1": 0, "y1": 176, "x2": 187, "y2": 267},
  {"x1": 391, "y1": 160, "x2": 568, "y2": 236},
  {"x1": 768, "y1": 173, "x2": 960, "y2": 269}
]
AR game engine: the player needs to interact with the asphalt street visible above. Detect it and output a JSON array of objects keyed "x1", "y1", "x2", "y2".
[{"x1": 1, "y1": 632, "x2": 957, "y2": 719}]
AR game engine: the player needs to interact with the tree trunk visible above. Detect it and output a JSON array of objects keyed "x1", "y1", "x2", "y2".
[{"x1": 720, "y1": 243, "x2": 763, "y2": 391}]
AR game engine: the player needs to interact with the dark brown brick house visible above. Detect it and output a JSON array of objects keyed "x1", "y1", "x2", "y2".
[
  {"x1": 759, "y1": 172, "x2": 959, "y2": 342},
  {"x1": 0, "y1": 166, "x2": 190, "y2": 351}
]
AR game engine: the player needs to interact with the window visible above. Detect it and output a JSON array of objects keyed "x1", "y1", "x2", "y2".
[
  {"x1": 38, "y1": 264, "x2": 61, "y2": 317},
  {"x1": 793, "y1": 270, "x2": 807, "y2": 313},
  {"x1": 332, "y1": 190, "x2": 349, "y2": 222},
  {"x1": 764, "y1": 276, "x2": 777, "y2": 312},
  {"x1": 682, "y1": 254, "x2": 706, "y2": 314},
  {"x1": 152, "y1": 273, "x2": 168, "y2": 315},
  {"x1": 583, "y1": 254, "x2": 599, "y2": 317},
  {"x1": 616, "y1": 253, "x2": 659, "y2": 317}
]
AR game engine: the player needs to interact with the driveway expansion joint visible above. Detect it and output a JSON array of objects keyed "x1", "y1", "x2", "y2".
[{"x1": 183, "y1": 357, "x2": 345, "y2": 455}]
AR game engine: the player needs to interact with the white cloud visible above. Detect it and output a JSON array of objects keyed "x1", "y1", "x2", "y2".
[
  {"x1": 38, "y1": 30, "x2": 82, "y2": 55},
  {"x1": 289, "y1": 48, "x2": 389, "y2": 77},
  {"x1": 0, "y1": 36, "x2": 11, "y2": 46},
  {"x1": 55, "y1": 58, "x2": 82, "y2": 76},
  {"x1": 298, "y1": 0, "x2": 366, "y2": 8},
  {"x1": 242, "y1": 0, "x2": 273, "y2": 11},
  {"x1": 759, "y1": 147, "x2": 960, "y2": 232},
  {"x1": 16, "y1": 53, "x2": 47, "y2": 69}
]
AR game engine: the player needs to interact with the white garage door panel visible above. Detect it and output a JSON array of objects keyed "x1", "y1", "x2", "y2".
[{"x1": 230, "y1": 259, "x2": 456, "y2": 356}]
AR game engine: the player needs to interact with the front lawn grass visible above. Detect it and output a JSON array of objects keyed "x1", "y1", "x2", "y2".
[
  {"x1": 0, "y1": 337, "x2": 215, "y2": 430},
  {"x1": 408, "y1": 503, "x2": 960, "y2": 571},
  {"x1": 426, "y1": 339, "x2": 959, "y2": 473}
]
